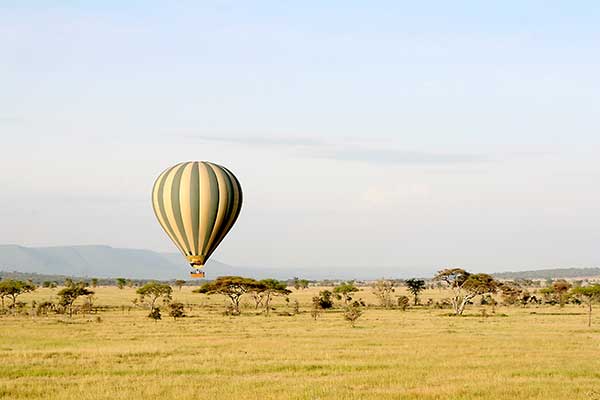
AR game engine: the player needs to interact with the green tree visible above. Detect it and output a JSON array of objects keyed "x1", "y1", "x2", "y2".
[
  {"x1": 57, "y1": 281, "x2": 94, "y2": 317},
  {"x1": 90, "y1": 278, "x2": 98, "y2": 288},
  {"x1": 36, "y1": 301, "x2": 55, "y2": 316},
  {"x1": 136, "y1": 282, "x2": 173, "y2": 318},
  {"x1": 405, "y1": 278, "x2": 426, "y2": 306},
  {"x1": 116, "y1": 278, "x2": 127, "y2": 289},
  {"x1": 317, "y1": 290, "x2": 334, "y2": 309},
  {"x1": 571, "y1": 284, "x2": 600, "y2": 327},
  {"x1": 333, "y1": 281, "x2": 359, "y2": 306},
  {"x1": 299, "y1": 279, "x2": 309, "y2": 289},
  {"x1": 0, "y1": 279, "x2": 36, "y2": 310},
  {"x1": 259, "y1": 279, "x2": 291, "y2": 315},
  {"x1": 194, "y1": 276, "x2": 262, "y2": 315},
  {"x1": 174, "y1": 280, "x2": 186, "y2": 291}
]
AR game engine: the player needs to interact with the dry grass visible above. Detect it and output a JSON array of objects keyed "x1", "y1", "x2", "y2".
[{"x1": 1, "y1": 286, "x2": 599, "y2": 399}]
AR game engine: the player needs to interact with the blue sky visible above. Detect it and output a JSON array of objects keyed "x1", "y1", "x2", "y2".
[{"x1": 2, "y1": 2, "x2": 600, "y2": 272}]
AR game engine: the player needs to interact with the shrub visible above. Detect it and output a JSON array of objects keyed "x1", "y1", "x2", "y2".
[
  {"x1": 343, "y1": 302, "x2": 364, "y2": 327},
  {"x1": 168, "y1": 302, "x2": 186, "y2": 320},
  {"x1": 317, "y1": 290, "x2": 334, "y2": 309},
  {"x1": 397, "y1": 295, "x2": 410, "y2": 311},
  {"x1": 149, "y1": 307, "x2": 161, "y2": 321}
]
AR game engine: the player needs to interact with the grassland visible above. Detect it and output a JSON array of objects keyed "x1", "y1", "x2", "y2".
[{"x1": 1, "y1": 286, "x2": 599, "y2": 400}]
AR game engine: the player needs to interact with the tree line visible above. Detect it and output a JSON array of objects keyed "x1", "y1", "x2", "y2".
[{"x1": 2, "y1": 269, "x2": 600, "y2": 327}]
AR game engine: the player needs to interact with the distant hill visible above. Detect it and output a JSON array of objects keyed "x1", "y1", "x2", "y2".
[
  {"x1": 493, "y1": 267, "x2": 600, "y2": 280},
  {"x1": 0, "y1": 245, "x2": 430, "y2": 280},
  {"x1": 4, "y1": 244, "x2": 598, "y2": 281},
  {"x1": 0, "y1": 245, "x2": 249, "y2": 280}
]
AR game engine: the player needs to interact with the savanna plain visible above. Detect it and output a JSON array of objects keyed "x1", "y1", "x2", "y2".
[{"x1": 1, "y1": 286, "x2": 599, "y2": 400}]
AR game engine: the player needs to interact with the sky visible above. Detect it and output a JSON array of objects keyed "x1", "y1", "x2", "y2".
[{"x1": 2, "y1": 1, "x2": 600, "y2": 273}]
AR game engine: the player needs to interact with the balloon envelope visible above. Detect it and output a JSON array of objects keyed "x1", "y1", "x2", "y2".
[{"x1": 152, "y1": 161, "x2": 242, "y2": 269}]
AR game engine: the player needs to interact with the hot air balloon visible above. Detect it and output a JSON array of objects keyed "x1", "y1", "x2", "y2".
[{"x1": 152, "y1": 161, "x2": 242, "y2": 278}]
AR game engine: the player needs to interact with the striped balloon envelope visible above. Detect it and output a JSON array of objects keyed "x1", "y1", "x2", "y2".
[{"x1": 151, "y1": 161, "x2": 242, "y2": 277}]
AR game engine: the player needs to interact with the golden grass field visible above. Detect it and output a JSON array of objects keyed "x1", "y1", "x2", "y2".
[{"x1": 1, "y1": 286, "x2": 600, "y2": 400}]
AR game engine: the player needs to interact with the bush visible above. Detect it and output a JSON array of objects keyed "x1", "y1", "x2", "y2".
[
  {"x1": 36, "y1": 301, "x2": 55, "y2": 316},
  {"x1": 317, "y1": 290, "x2": 334, "y2": 309},
  {"x1": 311, "y1": 297, "x2": 321, "y2": 320},
  {"x1": 148, "y1": 307, "x2": 161, "y2": 321},
  {"x1": 343, "y1": 303, "x2": 364, "y2": 327},
  {"x1": 397, "y1": 296, "x2": 410, "y2": 311},
  {"x1": 168, "y1": 302, "x2": 186, "y2": 320}
]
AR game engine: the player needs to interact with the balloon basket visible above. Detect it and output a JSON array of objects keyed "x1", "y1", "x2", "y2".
[{"x1": 190, "y1": 269, "x2": 205, "y2": 279}]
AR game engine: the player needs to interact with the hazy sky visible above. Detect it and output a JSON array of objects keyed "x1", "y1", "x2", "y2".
[{"x1": 2, "y1": 1, "x2": 600, "y2": 272}]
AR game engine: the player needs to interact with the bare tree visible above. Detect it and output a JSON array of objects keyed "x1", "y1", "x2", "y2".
[{"x1": 372, "y1": 280, "x2": 395, "y2": 308}]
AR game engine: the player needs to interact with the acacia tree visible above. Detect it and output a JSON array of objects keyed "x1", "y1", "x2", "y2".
[
  {"x1": 292, "y1": 277, "x2": 309, "y2": 290},
  {"x1": 405, "y1": 278, "x2": 426, "y2": 306},
  {"x1": 194, "y1": 276, "x2": 262, "y2": 315},
  {"x1": 333, "y1": 281, "x2": 359, "y2": 306},
  {"x1": 136, "y1": 282, "x2": 173, "y2": 318},
  {"x1": 571, "y1": 284, "x2": 600, "y2": 327},
  {"x1": 57, "y1": 281, "x2": 94, "y2": 317},
  {"x1": 0, "y1": 279, "x2": 36, "y2": 310},
  {"x1": 553, "y1": 280, "x2": 572, "y2": 308},
  {"x1": 434, "y1": 269, "x2": 498, "y2": 315},
  {"x1": 460, "y1": 274, "x2": 498, "y2": 315},
  {"x1": 258, "y1": 279, "x2": 291, "y2": 316},
  {"x1": 174, "y1": 280, "x2": 186, "y2": 291},
  {"x1": 116, "y1": 278, "x2": 127, "y2": 289},
  {"x1": 499, "y1": 281, "x2": 524, "y2": 306}
]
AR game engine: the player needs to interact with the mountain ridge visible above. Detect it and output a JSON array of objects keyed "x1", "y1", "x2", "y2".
[{"x1": 1, "y1": 245, "x2": 599, "y2": 280}]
